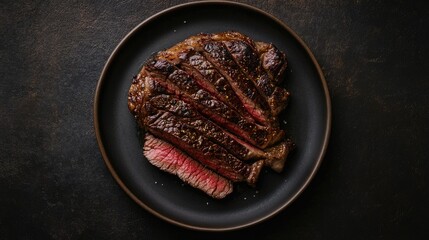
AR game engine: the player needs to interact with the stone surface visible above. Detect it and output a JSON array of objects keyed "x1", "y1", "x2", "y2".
[{"x1": 1, "y1": 0, "x2": 428, "y2": 239}]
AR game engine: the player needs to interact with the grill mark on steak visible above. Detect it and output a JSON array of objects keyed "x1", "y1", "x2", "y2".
[
  {"x1": 158, "y1": 33, "x2": 281, "y2": 126},
  {"x1": 179, "y1": 52, "x2": 253, "y2": 122},
  {"x1": 147, "y1": 97, "x2": 251, "y2": 161},
  {"x1": 145, "y1": 94, "x2": 293, "y2": 171},
  {"x1": 142, "y1": 59, "x2": 283, "y2": 148},
  {"x1": 158, "y1": 38, "x2": 265, "y2": 122},
  {"x1": 199, "y1": 39, "x2": 273, "y2": 125},
  {"x1": 209, "y1": 31, "x2": 290, "y2": 115},
  {"x1": 255, "y1": 41, "x2": 288, "y2": 84},
  {"x1": 146, "y1": 76, "x2": 276, "y2": 148},
  {"x1": 222, "y1": 39, "x2": 290, "y2": 115},
  {"x1": 144, "y1": 134, "x2": 233, "y2": 199},
  {"x1": 144, "y1": 109, "x2": 263, "y2": 185}
]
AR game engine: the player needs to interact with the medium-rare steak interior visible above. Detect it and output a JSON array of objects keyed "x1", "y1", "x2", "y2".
[{"x1": 128, "y1": 31, "x2": 295, "y2": 199}]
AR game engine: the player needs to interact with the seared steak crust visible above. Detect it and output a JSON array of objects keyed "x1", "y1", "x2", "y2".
[
  {"x1": 143, "y1": 61, "x2": 283, "y2": 149},
  {"x1": 128, "y1": 32, "x2": 293, "y2": 199}
]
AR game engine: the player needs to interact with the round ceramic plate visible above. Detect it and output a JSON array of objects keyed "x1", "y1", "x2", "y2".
[{"x1": 94, "y1": 1, "x2": 331, "y2": 231}]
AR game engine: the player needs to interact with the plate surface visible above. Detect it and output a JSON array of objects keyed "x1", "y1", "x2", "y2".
[{"x1": 94, "y1": 1, "x2": 331, "y2": 231}]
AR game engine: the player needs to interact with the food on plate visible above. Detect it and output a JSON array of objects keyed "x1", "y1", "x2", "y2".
[{"x1": 128, "y1": 31, "x2": 294, "y2": 199}]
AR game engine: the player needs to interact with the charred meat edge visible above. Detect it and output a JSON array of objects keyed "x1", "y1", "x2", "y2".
[{"x1": 254, "y1": 41, "x2": 288, "y2": 84}]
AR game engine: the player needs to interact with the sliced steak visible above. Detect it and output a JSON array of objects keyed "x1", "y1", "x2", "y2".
[
  {"x1": 159, "y1": 37, "x2": 252, "y2": 121},
  {"x1": 144, "y1": 134, "x2": 233, "y2": 199},
  {"x1": 140, "y1": 92, "x2": 264, "y2": 184},
  {"x1": 146, "y1": 94, "x2": 293, "y2": 172},
  {"x1": 144, "y1": 111, "x2": 264, "y2": 184},
  {"x1": 255, "y1": 41, "x2": 288, "y2": 84},
  {"x1": 200, "y1": 40, "x2": 273, "y2": 125},
  {"x1": 142, "y1": 59, "x2": 284, "y2": 148},
  {"x1": 160, "y1": 34, "x2": 275, "y2": 126},
  {"x1": 218, "y1": 33, "x2": 290, "y2": 115},
  {"x1": 128, "y1": 31, "x2": 294, "y2": 198}
]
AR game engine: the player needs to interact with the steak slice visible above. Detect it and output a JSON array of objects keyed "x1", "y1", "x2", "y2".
[
  {"x1": 255, "y1": 41, "x2": 288, "y2": 84},
  {"x1": 142, "y1": 59, "x2": 284, "y2": 148},
  {"x1": 144, "y1": 134, "x2": 233, "y2": 199},
  {"x1": 145, "y1": 94, "x2": 294, "y2": 172},
  {"x1": 218, "y1": 32, "x2": 290, "y2": 115}
]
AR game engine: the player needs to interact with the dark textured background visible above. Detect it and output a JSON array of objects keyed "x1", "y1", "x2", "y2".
[{"x1": 1, "y1": 0, "x2": 428, "y2": 239}]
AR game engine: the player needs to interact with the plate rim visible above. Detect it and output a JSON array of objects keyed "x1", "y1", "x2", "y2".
[{"x1": 93, "y1": 0, "x2": 331, "y2": 231}]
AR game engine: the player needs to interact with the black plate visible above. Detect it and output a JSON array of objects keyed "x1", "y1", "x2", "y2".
[{"x1": 94, "y1": 1, "x2": 331, "y2": 231}]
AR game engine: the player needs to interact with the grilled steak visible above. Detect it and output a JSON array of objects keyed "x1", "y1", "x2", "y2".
[
  {"x1": 144, "y1": 89, "x2": 293, "y2": 172},
  {"x1": 143, "y1": 59, "x2": 284, "y2": 148},
  {"x1": 128, "y1": 31, "x2": 294, "y2": 199}
]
